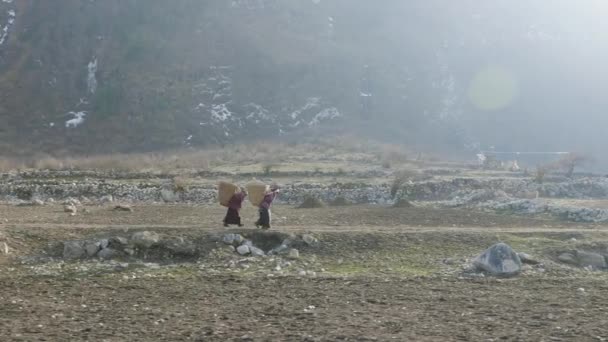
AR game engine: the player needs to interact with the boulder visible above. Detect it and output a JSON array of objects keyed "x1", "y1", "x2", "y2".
[
  {"x1": 473, "y1": 243, "x2": 522, "y2": 276},
  {"x1": 100, "y1": 239, "x2": 110, "y2": 249},
  {"x1": 84, "y1": 242, "x2": 101, "y2": 257},
  {"x1": 98, "y1": 248, "x2": 120, "y2": 260},
  {"x1": 131, "y1": 231, "x2": 160, "y2": 248},
  {"x1": 233, "y1": 235, "x2": 245, "y2": 246},
  {"x1": 222, "y1": 234, "x2": 236, "y2": 245},
  {"x1": 160, "y1": 189, "x2": 178, "y2": 203},
  {"x1": 557, "y1": 250, "x2": 607, "y2": 269},
  {"x1": 249, "y1": 246, "x2": 266, "y2": 257},
  {"x1": 575, "y1": 251, "x2": 606, "y2": 269},
  {"x1": 236, "y1": 245, "x2": 251, "y2": 256},
  {"x1": 222, "y1": 234, "x2": 244, "y2": 246},
  {"x1": 63, "y1": 241, "x2": 86, "y2": 260},
  {"x1": 109, "y1": 236, "x2": 129, "y2": 248}
]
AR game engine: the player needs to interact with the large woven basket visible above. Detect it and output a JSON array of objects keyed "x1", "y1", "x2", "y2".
[
  {"x1": 218, "y1": 181, "x2": 239, "y2": 207},
  {"x1": 246, "y1": 180, "x2": 269, "y2": 207}
]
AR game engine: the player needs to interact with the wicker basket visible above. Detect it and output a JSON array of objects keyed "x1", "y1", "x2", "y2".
[
  {"x1": 218, "y1": 181, "x2": 239, "y2": 207},
  {"x1": 246, "y1": 180, "x2": 269, "y2": 207}
]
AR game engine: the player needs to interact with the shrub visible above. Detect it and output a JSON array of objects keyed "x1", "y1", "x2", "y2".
[
  {"x1": 535, "y1": 167, "x2": 547, "y2": 184},
  {"x1": 390, "y1": 169, "x2": 417, "y2": 199},
  {"x1": 262, "y1": 163, "x2": 274, "y2": 176},
  {"x1": 172, "y1": 176, "x2": 189, "y2": 193}
]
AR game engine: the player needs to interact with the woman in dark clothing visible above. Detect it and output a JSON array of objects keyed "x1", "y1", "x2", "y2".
[
  {"x1": 255, "y1": 187, "x2": 279, "y2": 229},
  {"x1": 224, "y1": 188, "x2": 247, "y2": 227}
]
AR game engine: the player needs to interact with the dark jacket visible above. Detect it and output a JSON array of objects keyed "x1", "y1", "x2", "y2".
[
  {"x1": 259, "y1": 191, "x2": 278, "y2": 210},
  {"x1": 228, "y1": 192, "x2": 247, "y2": 210}
]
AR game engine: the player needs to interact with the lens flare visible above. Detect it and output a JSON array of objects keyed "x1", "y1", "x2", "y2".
[{"x1": 468, "y1": 66, "x2": 518, "y2": 111}]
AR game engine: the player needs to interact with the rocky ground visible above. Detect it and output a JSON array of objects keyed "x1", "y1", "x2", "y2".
[
  {"x1": 2, "y1": 157, "x2": 608, "y2": 341},
  {"x1": 2, "y1": 202, "x2": 608, "y2": 341}
]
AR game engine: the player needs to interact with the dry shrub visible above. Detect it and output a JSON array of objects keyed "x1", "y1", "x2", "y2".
[
  {"x1": 535, "y1": 167, "x2": 547, "y2": 184},
  {"x1": 390, "y1": 169, "x2": 417, "y2": 199},
  {"x1": 554, "y1": 153, "x2": 592, "y2": 178},
  {"x1": 172, "y1": 176, "x2": 189, "y2": 193},
  {"x1": 262, "y1": 163, "x2": 275, "y2": 176}
]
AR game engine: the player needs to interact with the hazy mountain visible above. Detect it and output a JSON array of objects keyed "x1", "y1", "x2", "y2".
[{"x1": 1, "y1": 0, "x2": 607, "y2": 167}]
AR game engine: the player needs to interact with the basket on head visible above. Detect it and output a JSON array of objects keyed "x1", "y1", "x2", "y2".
[
  {"x1": 246, "y1": 180, "x2": 269, "y2": 207},
  {"x1": 218, "y1": 181, "x2": 239, "y2": 207}
]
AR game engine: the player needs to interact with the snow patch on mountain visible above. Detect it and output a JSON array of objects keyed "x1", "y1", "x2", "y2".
[{"x1": 0, "y1": 8, "x2": 16, "y2": 46}]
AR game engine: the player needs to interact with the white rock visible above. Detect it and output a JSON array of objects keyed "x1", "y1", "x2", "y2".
[
  {"x1": 288, "y1": 248, "x2": 300, "y2": 259},
  {"x1": 236, "y1": 245, "x2": 250, "y2": 256},
  {"x1": 249, "y1": 246, "x2": 265, "y2": 257}
]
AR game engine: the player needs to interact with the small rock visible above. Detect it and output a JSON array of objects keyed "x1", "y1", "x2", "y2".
[
  {"x1": 249, "y1": 246, "x2": 265, "y2": 257},
  {"x1": 100, "y1": 195, "x2": 113, "y2": 203},
  {"x1": 109, "y1": 237, "x2": 128, "y2": 248},
  {"x1": 236, "y1": 245, "x2": 251, "y2": 256},
  {"x1": 113, "y1": 205, "x2": 133, "y2": 212},
  {"x1": 131, "y1": 231, "x2": 160, "y2": 249},
  {"x1": 302, "y1": 234, "x2": 319, "y2": 247},
  {"x1": 518, "y1": 252, "x2": 540, "y2": 265},
  {"x1": 64, "y1": 205, "x2": 77, "y2": 214},
  {"x1": 298, "y1": 270, "x2": 307, "y2": 276},
  {"x1": 577, "y1": 287, "x2": 586, "y2": 294},
  {"x1": 124, "y1": 248, "x2": 135, "y2": 256},
  {"x1": 1, "y1": 242, "x2": 9, "y2": 255},
  {"x1": 64, "y1": 198, "x2": 81, "y2": 207},
  {"x1": 241, "y1": 239, "x2": 253, "y2": 247},
  {"x1": 31, "y1": 199, "x2": 44, "y2": 206},
  {"x1": 442, "y1": 258, "x2": 457, "y2": 265},
  {"x1": 288, "y1": 248, "x2": 300, "y2": 259}
]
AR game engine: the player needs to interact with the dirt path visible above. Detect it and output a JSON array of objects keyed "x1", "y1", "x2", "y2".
[{"x1": 2, "y1": 222, "x2": 606, "y2": 234}]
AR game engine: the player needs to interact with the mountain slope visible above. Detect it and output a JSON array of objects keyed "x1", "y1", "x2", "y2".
[{"x1": 1, "y1": 0, "x2": 607, "y2": 159}]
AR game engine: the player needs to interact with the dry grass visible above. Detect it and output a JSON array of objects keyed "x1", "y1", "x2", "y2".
[{"x1": 0, "y1": 136, "x2": 415, "y2": 173}]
